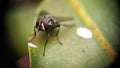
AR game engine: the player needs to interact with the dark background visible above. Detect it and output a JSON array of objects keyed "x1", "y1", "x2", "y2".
[
  {"x1": 0, "y1": 0, "x2": 120, "y2": 68},
  {"x1": 1, "y1": 0, "x2": 19, "y2": 68},
  {"x1": 1, "y1": 0, "x2": 39, "y2": 68}
]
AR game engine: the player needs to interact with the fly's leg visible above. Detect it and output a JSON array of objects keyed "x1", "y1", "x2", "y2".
[
  {"x1": 56, "y1": 25, "x2": 63, "y2": 45},
  {"x1": 29, "y1": 26, "x2": 37, "y2": 42},
  {"x1": 43, "y1": 32, "x2": 50, "y2": 56}
]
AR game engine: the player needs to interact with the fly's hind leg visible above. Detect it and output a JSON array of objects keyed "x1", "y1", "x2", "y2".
[{"x1": 55, "y1": 25, "x2": 63, "y2": 45}]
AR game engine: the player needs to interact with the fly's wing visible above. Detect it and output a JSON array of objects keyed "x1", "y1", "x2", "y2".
[
  {"x1": 53, "y1": 16, "x2": 75, "y2": 27},
  {"x1": 39, "y1": 10, "x2": 50, "y2": 16},
  {"x1": 53, "y1": 16, "x2": 74, "y2": 23},
  {"x1": 38, "y1": 10, "x2": 74, "y2": 26},
  {"x1": 39, "y1": 10, "x2": 74, "y2": 21},
  {"x1": 37, "y1": 10, "x2": 50, "y2": 22}
]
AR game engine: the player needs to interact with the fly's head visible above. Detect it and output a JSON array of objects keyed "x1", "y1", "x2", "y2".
[{"x1": 35, "y1": 15, "x2": 57, "y2": 31}]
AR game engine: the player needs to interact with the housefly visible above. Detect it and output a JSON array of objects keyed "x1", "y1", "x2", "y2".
[{"x1": 29, "y1": 10, "x2": 74, "y2": 56}]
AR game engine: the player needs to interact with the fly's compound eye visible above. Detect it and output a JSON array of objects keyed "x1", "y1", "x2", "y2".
[
  {"x1": 51, "y1": 17, "x2": 57, "y2": 23},
  {"x1": 47, "y1": 17, "x2": 54, "y2": 26},
  {"x1": 48, "y1": 20, "x2": 53, "y2": 25}
]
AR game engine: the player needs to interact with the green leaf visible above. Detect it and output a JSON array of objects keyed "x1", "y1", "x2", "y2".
[{"x1": 27, "y1": 0, "x2": 119, "y2": 68}]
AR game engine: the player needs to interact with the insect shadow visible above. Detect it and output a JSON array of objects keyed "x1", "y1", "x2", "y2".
[{"x1": 29, "y1": 10, "x2": 75, "y2": 56}]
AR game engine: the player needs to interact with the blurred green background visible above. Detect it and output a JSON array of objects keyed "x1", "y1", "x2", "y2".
[{"x1": 4, "y1": 0, "x2": 119, "y2": 68}]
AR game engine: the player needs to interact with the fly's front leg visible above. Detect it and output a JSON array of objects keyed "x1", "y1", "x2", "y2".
[
  {"x1": 56, "y1": 25, "x2": 63, "y2": 45},
  {"x1": 29, "y1": 26, "x2": 37, "y2": 42},
  {"x1": 43, "y1": 32, "x2": 50, "y2": 56}
]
